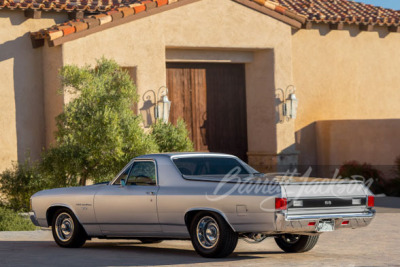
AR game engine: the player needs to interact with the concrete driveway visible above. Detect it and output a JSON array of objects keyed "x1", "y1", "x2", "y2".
[{"x1": 0, "y1": 202, "x2": 399, "y2": 267}]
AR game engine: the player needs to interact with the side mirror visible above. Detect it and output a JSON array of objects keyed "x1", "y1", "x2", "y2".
[{"x1": 120, "y1": 179, "x2": 126, "y2": 187}]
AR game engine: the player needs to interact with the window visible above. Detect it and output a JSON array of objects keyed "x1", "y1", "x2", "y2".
[
  {"x1": 113, "y1": 163, "x2": 133, "y2": 185},
  {"x1": 126, "y1": 161, "x2": 157, "y2": 186},
  {"x1": 173, "y1": 157, "x2": 249, "y2": 176}
]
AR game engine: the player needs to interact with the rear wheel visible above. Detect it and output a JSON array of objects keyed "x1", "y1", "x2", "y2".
[
  {"x1": 189, "y1": 212, "x2": 238, "y2": 258},
  {"x1": 51, "y1": 208, "x2": 87, "y2": 248},
  {"x1": 275, "y1": 234, "x2": 319, "y2": 253}
]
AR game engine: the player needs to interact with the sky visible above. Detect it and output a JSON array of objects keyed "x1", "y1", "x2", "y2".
[{"x1": 356, "y1": 0, "x2": 400, "y2": 10}]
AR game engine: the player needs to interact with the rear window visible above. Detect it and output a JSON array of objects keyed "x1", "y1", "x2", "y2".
[{"x1": 173, "y1": 157, "x2": 249, "y2": 176}]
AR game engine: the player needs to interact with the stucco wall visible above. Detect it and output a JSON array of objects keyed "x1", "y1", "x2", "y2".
[
  {"x1": 50, "y1": 0, "x2": 296, "y2": 170},
  {"x1": 316, "y1": 119, "x2": 400, "y2": 179},
  {"x1": 0, "y1": 10, "x2": 66, "y2": 171},
  {"x1": 292, "y1": 24, "x2": 400, "y2": 173}
]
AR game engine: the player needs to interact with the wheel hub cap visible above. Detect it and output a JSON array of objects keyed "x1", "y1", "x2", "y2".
[
  {"x1": 196, "y1": 216, "x2": 220, "y2": 249},
  {"x1": 55, "y1": 213, "x2": 74, "y2": 242}
]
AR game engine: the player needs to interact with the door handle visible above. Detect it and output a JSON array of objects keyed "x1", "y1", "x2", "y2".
[{"x1": 146, "y1": 191, "x2": 155, "y2": 195}]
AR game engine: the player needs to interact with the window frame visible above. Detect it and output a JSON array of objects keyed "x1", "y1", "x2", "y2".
[{"x1": 112, "y1": 159, "x2": 158, "y2": 186}]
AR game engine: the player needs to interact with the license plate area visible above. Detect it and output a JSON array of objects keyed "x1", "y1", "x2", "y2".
[{"x1": 317, "y1": 219, "x2": 335, "y2": 232}]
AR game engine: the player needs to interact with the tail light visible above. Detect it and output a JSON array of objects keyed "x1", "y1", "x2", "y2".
[
  {"x1": 342, "y1": 221, "x2": 349, "y2": 225},
  {"x1": 275, "y1": 198, "x2": 287, "y2": 210},
  {"x1": 367, "y1": 196, "x2": 375, "y2": 208}
]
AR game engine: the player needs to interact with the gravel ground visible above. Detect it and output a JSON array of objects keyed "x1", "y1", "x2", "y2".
[{"x1": 0, "y1": 206, "x2": 399, "y2": 267}]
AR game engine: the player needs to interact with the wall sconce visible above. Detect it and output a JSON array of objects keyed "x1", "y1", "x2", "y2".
[
  {"x1": 140, "y1": 86, "x2": 172, "y2": 127},
  {"x1": 154, "y1": 86, "x2": 171, "y2": 124},
  {"x1": 276, "y1": 85, "x2": 298, "y2": 123}
]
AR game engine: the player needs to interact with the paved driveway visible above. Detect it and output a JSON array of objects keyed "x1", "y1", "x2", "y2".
[{"x1": 0, "y1": 204, "x2": 399, "y2": 267}]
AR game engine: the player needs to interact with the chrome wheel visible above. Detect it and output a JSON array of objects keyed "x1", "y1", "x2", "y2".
[
  {"x1": 196, "y1": 216, "x2": 220, "y2": 249},
  {"x1": 55, "y1": 212, "x2": 74, "y2": 242}
]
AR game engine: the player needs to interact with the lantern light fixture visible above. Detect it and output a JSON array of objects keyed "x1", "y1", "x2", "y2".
[
  {"x1": 276, "y1": 85, "x2": 298, "y2": 123},
  {"x1": 154, "y1": 86, "x2": 171, "y2": 124}
]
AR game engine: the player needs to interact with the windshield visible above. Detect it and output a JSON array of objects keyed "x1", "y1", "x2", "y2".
[{"x1": 173, "y1": 157, "x2": 250, "y2": 176}]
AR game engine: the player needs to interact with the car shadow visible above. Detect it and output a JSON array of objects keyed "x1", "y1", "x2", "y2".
[{"x1": 0, "y1": 240, "x2": 270, "y2": 266}]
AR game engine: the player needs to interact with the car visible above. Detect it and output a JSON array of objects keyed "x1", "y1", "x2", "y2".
[{"x1": 30, "y1": 153, "x2": 375, "y2": 258}]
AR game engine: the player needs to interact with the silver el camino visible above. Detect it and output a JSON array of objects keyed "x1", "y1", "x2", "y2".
[{"x1": 30, "y1": 153, "x2": 375, "y2": 258}]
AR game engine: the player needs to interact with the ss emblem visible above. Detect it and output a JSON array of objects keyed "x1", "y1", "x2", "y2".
[{"x1": 325, "y1": 200, "x2": 332, "y2": 205}]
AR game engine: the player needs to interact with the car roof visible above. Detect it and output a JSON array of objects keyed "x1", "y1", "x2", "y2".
[{"x1": 136, "y1": 152, "x2": 238, "y2": 160}]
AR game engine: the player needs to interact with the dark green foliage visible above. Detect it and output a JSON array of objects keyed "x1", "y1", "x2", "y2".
[
  {"x1": 151, "y1": 119, "x2": 194, "y2": 153},
  {"x1": 0, "y1": 158, "x2": 49, "y2": 211},
  {"x1": 338, "y1": 161, "x2": 386, "y2": 194},
  {"x1": 0, "y1": 206, "x2": 37, "y2": 231}
]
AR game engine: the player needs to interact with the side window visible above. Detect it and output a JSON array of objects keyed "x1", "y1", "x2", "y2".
[
  {"x1": 114, "y1": 163, "x2": 133, "y2": 185},
  {"x1": 126, "y1": 161, "x2": 157, "y2": 186}
]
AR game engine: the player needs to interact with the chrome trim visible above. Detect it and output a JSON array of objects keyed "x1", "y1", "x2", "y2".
[
  {"x1": 286, "y1": 210, "x2": 375, "y2": 220},
  {"x1": 275, "y1": 210, "x2": 375, "y2": 233}
]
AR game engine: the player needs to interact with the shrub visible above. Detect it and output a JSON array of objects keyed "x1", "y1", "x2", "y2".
[
  {"x1": 338, "y1": 161, "x2": 386, "y2": 194},
  {"x1": 0, "y1": 158, "x2": 50, "y2": 211},
  {"x1": 151, "y1": 119, "x2": 194, "y2": 153},
  {"x1": 0, "y1": 206, "x2": 37, "y2": 231}
]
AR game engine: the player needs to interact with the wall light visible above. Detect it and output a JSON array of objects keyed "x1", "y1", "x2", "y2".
[{"x1": 276, "y1": 85, "x2": 298, "y2": 123}]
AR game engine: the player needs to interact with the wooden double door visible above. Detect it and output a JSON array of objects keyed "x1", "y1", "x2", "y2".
[{"x1": 166, "y1": 63, "x2": 248, "y2": 161}]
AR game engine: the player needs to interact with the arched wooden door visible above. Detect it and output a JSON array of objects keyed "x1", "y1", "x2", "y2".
[{"x1": 166, "y1": 63, "x2": 248, "y2": 161}]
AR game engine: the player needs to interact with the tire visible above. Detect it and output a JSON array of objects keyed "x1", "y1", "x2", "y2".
[
  {"x1": 189, "y1": 211, "x2": 238, "y2": 258},
  {"x1": 51, "y1": 208, "x2": 87, "y2": 248},
  {"x1": 274, "y1": 234, "x2": 319, "y2": 253},
  {"x1": 139, "y1": 238, "x2": 163, "y2": 244}
]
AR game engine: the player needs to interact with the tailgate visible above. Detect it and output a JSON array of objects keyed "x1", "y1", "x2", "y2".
[{"x1": 282, "y1": 180, "x2": 369, "y2": 215}]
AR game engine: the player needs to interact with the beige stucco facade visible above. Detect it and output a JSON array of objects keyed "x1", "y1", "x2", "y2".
[
  {"x1": 0, "y1": 10, "x2": 66, "y2": 170},
  {"x1": 1, "y1": 0, "x2": 400, "y2": 177},
  {"x1": 292, "y1": 24, "x2": 400, "y2": 178}
]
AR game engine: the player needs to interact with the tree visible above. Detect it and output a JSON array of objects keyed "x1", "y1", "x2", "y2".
[
  {"x1": 45, "y1": 58, "x2": 158, "y2": 185},
  {"x1": 151, "y1": 119, "x2": 194, "y2": 153}
]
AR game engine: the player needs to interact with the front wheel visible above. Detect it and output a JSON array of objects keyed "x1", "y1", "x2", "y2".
[
  {"x1": 190, "y1": 212, "x2": 238, "y2": 258},
  {"x1": 51, "y1": 208, "x2": 87, "y2": 248},
  {"x1": 275, "y1": 234, "x2": 319, "y2": 253}
]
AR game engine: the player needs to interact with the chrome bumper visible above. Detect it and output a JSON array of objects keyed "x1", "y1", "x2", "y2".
[{"x1": 275, "y1": 209, "x2": 375, "y2": 233}]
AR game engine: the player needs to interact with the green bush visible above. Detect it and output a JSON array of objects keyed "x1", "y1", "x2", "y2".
[
  {"x1": 151, "y1": 119, "x2": 194, "y2": 153},
  {"x1": 338, "y1": 161, "x2": 386, "y2": 194},
  {"x1": 0, "y1": 206, "x2": 37, "y2": 231},
  {"x1": 0, "y1": 159, "x2": 50, "y2": 212}
]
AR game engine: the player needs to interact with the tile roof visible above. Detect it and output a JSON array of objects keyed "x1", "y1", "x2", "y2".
[
  {"x1": 0, "y1": 0, "x2": 150, "y2": 12},
  {"x1": 29, "y1": 0, "x2": 188, "y2": 47},
  {"x1": 26, "y1": 0, "x2": 400, "y2": 48},
  {"x1": 251, "y1": 0, "x2": 400, "y2": 26}
]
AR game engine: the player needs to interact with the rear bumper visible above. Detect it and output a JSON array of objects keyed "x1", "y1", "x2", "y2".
[{"x1": 275, "y1": 209, "x2": 375, "y2": 233}]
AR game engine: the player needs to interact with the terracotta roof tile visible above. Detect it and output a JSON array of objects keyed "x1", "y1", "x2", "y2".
[
  {"x1": 29, "y1": 0, "x2": 189, "y2": 45},
  {"x1": 251, "y1": 0, "x2": 400, "y2": 26},
  {"x1": 0, "y1": 0, "x2": 151, "y2": 12},
  {"x1": 26, "y1": 0, "x2": 400, "y2": 48}
]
